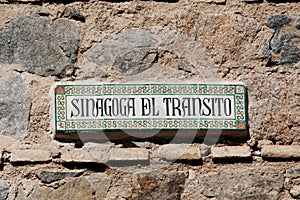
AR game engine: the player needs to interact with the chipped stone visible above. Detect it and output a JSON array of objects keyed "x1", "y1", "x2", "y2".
[
  {"x1": 247, "y1": 138, "x2": 257, "y2": 148},
  {"x1": 178, "y1": 60, "x2": 192, "y2": 73},
  {"x1": 188, "y1": 169, "x2": 196, "y2": 180},
  {"x1": 261, "y1": 145, "x2": 300, "y2": 159},
  {"x1": 199, "y1": 144, "x2": 211, "y2": 157},
  {"x1": 64, "y1": 8, "x2": 86, "y2": 23}
]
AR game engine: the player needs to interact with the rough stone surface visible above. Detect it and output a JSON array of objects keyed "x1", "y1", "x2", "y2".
[
  {"x1": 60, "y1": 148, "x2": 98, "y2": 163},
  {"x1": 266, "y1": 15, "x2": 292, "y2": 30},
  {"x1": 290, "y1": 185, "x2": 300, "y2": 198},
  {"x1": 0, "y1": 135, "x2": 16, "y2": 150},
  {"x1": 261, "y1": 145, "x2": 300, "y2": 158},
  {"x1": 199, "y1": 167, "x2": 284, "y2": 199},
  {"x1": 0, "y1": 17, "x2": 79, "y2": 77},
  {"x1": 264, "y1": 15, "x2": 300, "y2": 66},
  {"x1": 159, "y1": 144, "x2": 201, "y2": 161},
  {"x1": 132, "y1": 171, "x2": 186, "y2": 200},
  {"x1": 1, "y1": 1, "x2": 300, "y2": 200},
  {"x1": 10, "y1": 149, "x2": 52, "y2": 163},
  {"x1": 29, "y1": 177, "x2": 94, "y2": 200},
  {"x1": 257, "y1": 139, "x2": 273, "y2": 149},
  {"x1": 80, "y1": 28, "x2": 218, "y2": 81},
  {"x1": 85, "y1": 173, "x2": 110, "y2": 199},
  {"x1": 36, "y1": 170, "x2": 84, "y2": 183},
  {"x1": 83, "y1": 142, "x2": 114, "y2": 163},
  {"x1": 64, "y1": 8, "x2": 86, "y2": 23},
  {"x1": 82, "y1": 29, "x2": 158, "y2": 77},
  {"x1": 0, "y1": 180, "x2": 9, "y2": 200},
  {"x1": 211, "y1": 146, "x2": 252, "y2": 159},
  {"x1": 286, "y1": 168, "x2": 300, "y2": 179},
  {"x1": 0, "y1": 67, "x2": 31, "y2": 137}
]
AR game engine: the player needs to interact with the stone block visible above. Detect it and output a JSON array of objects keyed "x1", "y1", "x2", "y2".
[
  {"x1": 290, "y1": 185, "x2": 300, "y2": 199},
  {"x1": 261, "y1": 145, "x2": 300, "y2": 158},
  {"x1": 83, "y1": 142, "x2": 114, "y2": 163},
  {"x1": 81, "y1": 29, "x2": 157, "y2": 78},
  {"x1": 37, "y1": 170, "x2": 84, "y2": 183},
  {"x1": 60, "y1": 148, "x2": 99, "y2": 163},
  {"x1": 85, "y1": 173, "x2": 110, "y2": 199},
  {"x1": 211, "y1": 146, "x2": 251, "y2": 159},
  {"x1": 108, "y1": 148, "x2": 149, "y2": 162},
  {"x1": 199, "y1": 167, "x2": 283, "y2": 199},
  {"x1": 132, "y1": 171, "x2": 186, "y2": 199},
  {"x1": 10, "y1": 149, "x2": 51, "y2": 163},
  {"x1": 0, "y1": 17, "x2": 79, "y2": 77},
  {"x1": 0, "y1": 180, "x2": 9, "y2": 200},
  {"x1": 29, "y1": 177, "x2": 94, "y2": 200},
  {"x1": 159, "y1": 144, "x2": 201, "y2": 161},
  {"x1": 0, "y1": 67, "x2": 31, "y2": 137},
  {"x1": 286, "y1": 168, "x2": 300, "y2": 179}
]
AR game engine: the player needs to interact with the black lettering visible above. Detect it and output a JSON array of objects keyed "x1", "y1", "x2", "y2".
[
  {"x1": 172, "y1": 98, "x2": 181, "y2": 116},
  {"x1": 152, "y1": 98, "x2": 159, "y2": 116},
  {"x1": 202, "y1": 98, "x2": 211, "y2": 116},
  {"x1": 182, "y1": 98, "x2": 191, "y2": 117},
  {"x1": 215, "y1": 98, "x2": 223, "y2": 116},
  {"x1": 86, "y1": 99, "x2": 95, "y2": 117},
  {"x1": 192, "y1": 98, "x2": 201, "y2": 116},
  {"x1": 141, "y1": 98, "x2": 151, "y2": 116},
  {"x1": 163, "y1": 98, "x2": 171, "y2": 116},
  {"x1": 127, "y1": 98, "x2": 136, "y2": 116},
  {"x1": 70, "y1": 99, "x2": 80, "y2": 118},
  {"x1": 95, "y1": 98, "x2": 104, "y2": 117},
  {"x1": 112, "y1": 98, "x2": 119, "y2": 116},
  {"x1": 104, "y1": 98, "x2": 112, "y2": 116},
  {"x1": 120, "y1": 98, "x2": 127, "y2": 116},
  {"x1": 224, "y1": 98, "x2": 232, "y2": 116},
  {"x1": 80, "y1": 99, "x2": 85, "y2": 117}
]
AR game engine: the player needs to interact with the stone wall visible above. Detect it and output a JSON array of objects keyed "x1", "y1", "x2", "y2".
[{"x1": 0, "y1": 0, "x2": 300, "y2": 199}]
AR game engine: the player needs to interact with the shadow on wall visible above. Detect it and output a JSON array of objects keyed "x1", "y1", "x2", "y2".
[
  {"x1": 267, "y1": 0, "x2": 299, "y2": 3},
  {"x1": 55, "y1": 129, "x2": 250, "y2": 146},
  {"x1": 44, "y1": 0, "x2": 179, "y2": 4}
]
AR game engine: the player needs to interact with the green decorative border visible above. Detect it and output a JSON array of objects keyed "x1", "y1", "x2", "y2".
[{"x1": 55, "y1": 84, "x2": 247, "y2": 131}]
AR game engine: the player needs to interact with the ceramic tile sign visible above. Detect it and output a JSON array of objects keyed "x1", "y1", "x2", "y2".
[{"x1": 54, "y1": 84, "x2": 247, "y2": 131}]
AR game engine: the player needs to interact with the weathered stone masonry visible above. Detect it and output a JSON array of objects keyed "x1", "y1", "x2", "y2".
[{"x1": 0, "y1": 0, "x2": 300, "y2": 199}]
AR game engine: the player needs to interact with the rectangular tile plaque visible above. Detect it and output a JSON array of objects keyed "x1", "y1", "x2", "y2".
[{"x1": 54, "y1": 84, "x2": 247, "y2": 131}]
